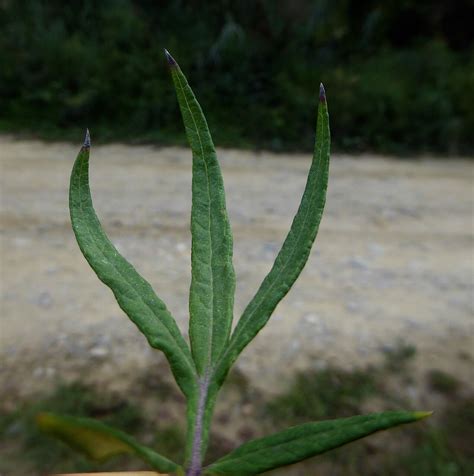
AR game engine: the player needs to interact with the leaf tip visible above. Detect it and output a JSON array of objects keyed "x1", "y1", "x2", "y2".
[
  {"x1": 319, "y1": 83, "x2": 326, "y2": 103},
  {"x1": 164, "y1": 48, "x2": 177, "y2": 67},
  {"x1": 413, "y1": 411, "x2": 433, "y2": 420},
  {"x1": 83, "y1": 128, "x2": 91, "y2": 149}
]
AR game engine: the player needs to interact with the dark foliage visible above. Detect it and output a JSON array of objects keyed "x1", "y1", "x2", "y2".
[{"x1": 1, "y1": 0, "x2": 472, "y2": 154}]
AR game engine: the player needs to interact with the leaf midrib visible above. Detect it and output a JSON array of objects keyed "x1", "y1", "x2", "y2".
[
  {"x1": 207, "y1": 414, "x2": 392, "y2": 468},
  {"x1": 175, "y1": 70, "x2": 216, "y2": 372}
]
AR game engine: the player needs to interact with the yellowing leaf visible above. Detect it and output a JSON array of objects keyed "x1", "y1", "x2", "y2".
[{"x1": 36, "y1": 413, "x2": 180, "y2": 473}]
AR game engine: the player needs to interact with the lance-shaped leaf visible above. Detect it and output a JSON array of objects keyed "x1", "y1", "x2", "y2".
[
  {"x1": 36, "y1": 412, "x2": 181, "y2": 473},
  {"x1": 69, "y1": 134, "x2": 196, "y2": 398},
  {"x1": 215, "y1": 84, "x2": 330, "y2": 385},
  {"x1": 166, "y1": 50, "x2": 235, "y2": 376},
  {"x1": 205, "y1": 411, "x2": 432, "y2": 475}
]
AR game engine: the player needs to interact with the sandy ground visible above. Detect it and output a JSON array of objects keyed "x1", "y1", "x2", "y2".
[{"x1": 0, "y1": 136, "x2": 473, "y2": 404}]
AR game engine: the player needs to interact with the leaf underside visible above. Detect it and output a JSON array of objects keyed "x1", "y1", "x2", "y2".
[
  {"x1": 214, "y1": 86, "x2": 331, "y2": 385},
  {"x1": 205, "y1": 411, "x2": 431, "y2": 475},
  {"x1": 36, "y1": 412, "x2": 180, "y2": 472},
  {"x1": 169, "y1": 57, "x2": 235, "y2": 376},
  {"x1": 69, "y1": 143, "x2": 196, "y2": 398}
]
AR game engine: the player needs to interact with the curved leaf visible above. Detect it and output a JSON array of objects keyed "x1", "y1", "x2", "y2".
[
  {"x1": 215, "y1": 84, "x2": 330, "y2": 385},
  {"x1": 166, "y1": 50, "x2": 235, "y2": 376},
  {"x1": 69, "y1": 135, "x2": 197, "y2": 398},
  {"x1": 36, "y1": 412, "x2": 180, "y2": 473},
  {"x1": 205, "y1": 411, "x2": 432, "y2": 475}
]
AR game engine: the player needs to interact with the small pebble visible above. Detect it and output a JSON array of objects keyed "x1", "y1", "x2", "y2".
[
  {"x1": 36, "y1": 291, "x2": 53, "y2": 309},
  {"x1": 89, "y1": 346, "x2": 109, "y2": 358},
  {"x1": 176, "y1": 242, "x2": 187, "y2": 253},
  {"x1": 347, "y1": 257, "x2": 369, "y2": 270}
]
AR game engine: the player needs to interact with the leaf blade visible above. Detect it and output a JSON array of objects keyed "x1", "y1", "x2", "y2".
[
  {"x1": 215, "y1": 84, "x2": 331, "y2": 385},
  {"x1": 167, "y1": 50, "x2": 235, "y2": 375},
  {"x1": 69, "y1": 139, "x2": 196, "y2": 398},
  {"x1": 36, "y1": 412, "x2": 180, "y2": 472},
  {"x1": 205, "y1": 411, "x2": 431, "y2": 475}
]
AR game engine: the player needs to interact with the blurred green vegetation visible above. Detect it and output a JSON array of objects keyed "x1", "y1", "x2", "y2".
[
  {"x1": 1, "y1": 0, "x2": 473, "y2": 154},
  {"x1": 0, "y1": 382, "x2": 188, "y2": 474},
  {"x1": 1, "y1": 355, "x2": 473, "y2": 475},
  {"x1": 263, "y1": 354, "x2": 474, "y2": 475}
]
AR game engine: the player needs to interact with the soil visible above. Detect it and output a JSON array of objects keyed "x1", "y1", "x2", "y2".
[{"x1": 1, "y1": 136, "x2": 473, "y2": 405}]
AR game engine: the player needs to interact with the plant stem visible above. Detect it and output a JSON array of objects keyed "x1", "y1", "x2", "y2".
[{"x1": 186, "y1": 372, "x2": 211, "y2": 476}]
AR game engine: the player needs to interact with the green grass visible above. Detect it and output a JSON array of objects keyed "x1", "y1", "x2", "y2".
[
  {"x1": 428, "y1": 370, "x2": 461, "y2": 396},
  {"x1": 382, "y1": 341, "x2": 417, "y2": 373},
  {"x1": 1, "y1": 356, "x2": 472, "y2": 475},
  {"x1": 0, "y1": 383, "x2": 181, "y2": 475},
  {"x1": 261, "y1": 349, "x2": 473, "y2": 476},
  {"x1": 265, "y1": 367, "x2": 377, "y2": 423}
]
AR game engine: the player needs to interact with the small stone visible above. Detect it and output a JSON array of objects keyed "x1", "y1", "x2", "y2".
[
  {"x1": 33, "y1": 367, "x2": 44, "y2": 378},
  {"x1": 379, "y1": 343, "x2": 394, "y2": 354},
  {"x1": 367, "y1": 242, "x2": 385, "y2": 257},
  {"x1": 90, "y1": 346, "x2": 109, "y2": 358},
  {"x1": 347, "y1": 257, "x2": 369, "y2": 270},
  {"x1": 36, "y1": 291, "x2": 53, "y2": 309},
  {"x1": 303, "y1": 313, "x2": 318, "y2": 324},
  {"x1": 312, "y1": 359, "x2": 327, "y2": 371},
  {"x1": 345, "y1": 300, "x2": 361, "y2": 313},
  {"x1": 263, "y1": 243, "x2": 278, "y2": 256},
  {"x1": 286, "y1": 340, "x2": 301, "y2": 357},
  {"x1": 13, "y1": 237, "x2": 31, "y2": 248},
  {"x1": 176, "y1": 242, "x2": 187, "y2": 253},
  {"x1": 406, "y1": 385, "x2": 418, "y2": 401},
  {"x1": 44, "y1": 367, "x2": 56, "y2": 378}
]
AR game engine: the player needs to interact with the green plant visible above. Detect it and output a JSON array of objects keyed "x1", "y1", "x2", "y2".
[{"x1": 37, "y1": 50, "x2": 431, "y2": 475}]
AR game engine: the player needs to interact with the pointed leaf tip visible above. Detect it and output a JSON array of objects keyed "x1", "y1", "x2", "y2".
[
  {"x1": 414, "y1": 411, "x2": 433, "y2": 420},
  {"x1": 319, "y1": 83, "x2": 326, "y2": 102},
  {"x1": 164, "y1": 49, "x2": 177, "y2": 67},
  {"x1": 83, "y1": 128, "x2": 91, "y2": 148}
]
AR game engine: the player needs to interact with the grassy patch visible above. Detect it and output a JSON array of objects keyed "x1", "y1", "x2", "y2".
[
  {"x1": 0, "y1": 383, "x2": 178, "y2": 475},
  {"x1": 382, "y1": 341, "x2": 417, "y2": 373},
  {"x1": 428, "y1": 369, "x2": 461, "y2": 396},
  {"x1": 262, "y1": 354, "x2": 473, "y2": 475},
  {"x1": 1, "y1": 356, "x2": 472, "y2": 475},
  {"x1": 265, "y1": 367, "x2": 377, "y2": 423}
]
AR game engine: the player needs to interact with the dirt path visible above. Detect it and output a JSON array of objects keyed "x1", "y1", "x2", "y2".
[{"x1": 1, "y1": 136, "x2": 473, "y2": 402}]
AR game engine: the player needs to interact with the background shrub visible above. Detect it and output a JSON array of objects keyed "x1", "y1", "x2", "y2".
[{"x1": 1, "y1": 0, "x2": 472, "y2": 154}]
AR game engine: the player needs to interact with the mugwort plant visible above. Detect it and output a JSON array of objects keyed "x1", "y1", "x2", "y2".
[{"x1": 37, "y1": 50, "x2": 430, "y2": 475}]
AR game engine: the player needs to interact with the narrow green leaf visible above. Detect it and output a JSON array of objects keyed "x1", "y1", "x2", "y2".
[
  {"x1": 166, "y1": 50, "x2": 235, "y2": 376},
  {"x1": 69, "y1": 134, "x2": 197, "y2": 398},
  {"x1": 36, "y1": 412, "x2": 180, "y2": 472},
  {"x1": 215, "y1": 84, "x2": 331, "y2": 385},
  {"x1": 205, "y1": 411, "x2": 432, "y2": 475}
]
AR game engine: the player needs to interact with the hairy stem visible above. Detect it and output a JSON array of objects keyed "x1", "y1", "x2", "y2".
[{"x1": 186, "y1": 372, "x2": 211, "y2": 476}]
